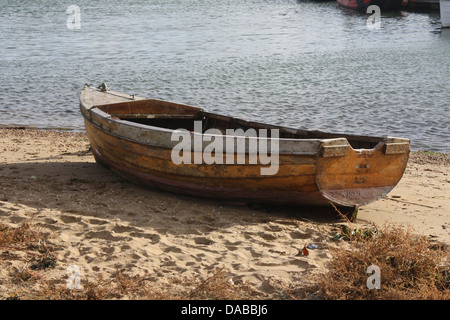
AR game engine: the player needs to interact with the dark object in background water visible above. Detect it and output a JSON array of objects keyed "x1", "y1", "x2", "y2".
[{"x1": 402, "y1": 0, "x2": 440, "y2": 11}]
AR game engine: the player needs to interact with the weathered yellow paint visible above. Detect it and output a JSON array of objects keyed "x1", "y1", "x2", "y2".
[
  {"x1": 85, "y1": 121, "x2": 318, "y2": 192},
  {"x1": 316, "y1": 141, "x2": 409, "y2": 191}
]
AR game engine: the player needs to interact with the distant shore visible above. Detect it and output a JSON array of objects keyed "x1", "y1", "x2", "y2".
[{"x1": 1, "y1": 128, "x2": 449, "y2": 299}]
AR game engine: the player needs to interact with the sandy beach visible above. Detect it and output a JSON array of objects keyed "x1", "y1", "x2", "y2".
[{"x1": 0, "y1": 128, "x2": 449, "y2": 299}]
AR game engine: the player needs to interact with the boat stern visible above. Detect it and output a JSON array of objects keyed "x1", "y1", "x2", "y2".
[{"x1": 316, "y1": 137, "x2": 410, "y2": 208}]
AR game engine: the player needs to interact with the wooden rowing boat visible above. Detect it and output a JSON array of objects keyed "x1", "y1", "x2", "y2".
[{"x1": 80, "y1": 84, "x2": 410, "y2": 220}]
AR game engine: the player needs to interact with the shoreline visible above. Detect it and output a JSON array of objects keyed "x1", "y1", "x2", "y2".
[
  {"x1": 1, "y1": 128, "x2": 449, "y2": 299},
  {"x1": 1, "y1": 125, "x2": 449, "y2": 154}
]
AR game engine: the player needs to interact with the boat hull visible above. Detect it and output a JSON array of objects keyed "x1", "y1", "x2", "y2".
[
  {"x1": 441, "y1": 0, "x2": 450, "y2": 27},
  {"x1": 337, "y1": 0, "x2": 403, "y2": 11},
  {"x1": 84, "y1": 119, "x2": 328, "y2": 206},
  {"x1": 80, "y1": 85, "x2": 410, "y2": 216}
]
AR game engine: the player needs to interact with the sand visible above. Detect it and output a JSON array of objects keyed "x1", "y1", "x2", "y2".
[{"x1": 0, "y1": 128, "x2": 449, "y2": 299}]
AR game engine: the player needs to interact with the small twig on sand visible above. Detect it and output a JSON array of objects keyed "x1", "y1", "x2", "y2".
[{"x1": 385, "y1": 197, "x2": 435, "y2": 209}]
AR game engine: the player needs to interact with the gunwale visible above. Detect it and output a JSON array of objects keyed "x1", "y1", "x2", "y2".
[{"x1": 80, "y1": 86, "x2": 386, "y2": 152}]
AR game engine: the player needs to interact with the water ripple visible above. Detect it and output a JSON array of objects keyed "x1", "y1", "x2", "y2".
[{"x1": 0, "y1": 0, "x2": 449, "y2": 152}]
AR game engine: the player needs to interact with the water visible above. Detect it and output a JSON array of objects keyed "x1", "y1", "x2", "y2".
[{"x1": 1, "y1": 0, "x2": 449, "y2": 152}]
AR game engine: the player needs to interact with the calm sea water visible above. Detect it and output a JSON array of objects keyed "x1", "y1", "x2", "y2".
[{"x1": 0, "y1": 0, "x2": 449, "y2": 152}]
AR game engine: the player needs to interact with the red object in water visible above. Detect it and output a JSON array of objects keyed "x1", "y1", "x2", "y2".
[
  {"x1": 337, "y1": 0, "x2": 403, "y2": 11},
  {"x1": 337, "y1": 0, "x2": 371, "y2": 10}
]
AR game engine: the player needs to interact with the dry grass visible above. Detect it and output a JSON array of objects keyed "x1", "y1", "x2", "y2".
[
  {"x1": 314, "y1": 224, "x2": 450, "y2": 300},
  {"x1": 39, "y1": 267, "x2": 262, "y2": 300},
  {"x1": 0, "y1": 221, "x2": 57, "y2": 299},
  {"x1": 1, "y1": 219, "x2": 449, "y2": 300},
  {"x1": 0, "y1": 222, "x2": 56, "y2": 271}
]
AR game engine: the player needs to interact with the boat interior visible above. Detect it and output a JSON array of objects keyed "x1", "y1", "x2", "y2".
[{"x1": 94, "y1": 99, "x2": 384, "y2": 150}]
